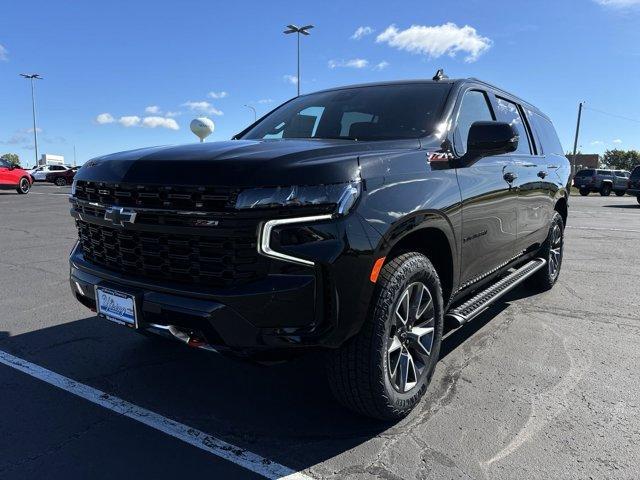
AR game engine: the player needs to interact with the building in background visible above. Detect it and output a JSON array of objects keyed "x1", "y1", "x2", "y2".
[
  {"x1": 38, "y1": 154, "x2": 65, "y2": 166},
  {"x1": 566, "y1": 154, "x2": 599, "y2": 173}
]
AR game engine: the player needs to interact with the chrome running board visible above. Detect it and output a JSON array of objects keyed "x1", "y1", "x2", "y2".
[{"x1": 445, "y1": 258, "x2": 546, "y2": 327}]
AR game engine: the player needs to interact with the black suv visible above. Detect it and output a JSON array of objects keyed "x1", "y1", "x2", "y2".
[
  {"x1": 69, "y1": 74, "x2": 570, "y2": 419},
  {"x1": 628, "y1": 165, "x2": 640, "y2": 204}
]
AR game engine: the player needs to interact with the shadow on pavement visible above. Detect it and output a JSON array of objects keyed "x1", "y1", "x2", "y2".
[
  {"x1": 0, "y1": 283, "x2": 538, "y2": 473},
  {"x1": 601, "y1": 204, "x2": 640, "y2": 209}
]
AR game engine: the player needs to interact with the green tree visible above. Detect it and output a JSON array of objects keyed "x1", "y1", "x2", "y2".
[
  {"x1": 601, "y1": 149, "x2": 640, "y2": 171},
  {"x1": 0, "y1": 153, "x2": 21, "y2": 167}
]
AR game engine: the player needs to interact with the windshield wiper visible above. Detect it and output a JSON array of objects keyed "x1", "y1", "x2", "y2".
[{"x1": 313, "y1": 135, "x2": 359, "y2": 141}]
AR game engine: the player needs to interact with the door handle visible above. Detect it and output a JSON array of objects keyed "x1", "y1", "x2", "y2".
[
  {"x1": 503, "y1": 172, "x2": 518, "y2": 183},
  {"x1": 537, "y1": 171, "x2": 547, "y2": 179}
]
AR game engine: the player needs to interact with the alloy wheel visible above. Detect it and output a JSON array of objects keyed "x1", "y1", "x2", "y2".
[
  {"x1": 387, "y1": 282, "x2": 435, "y2": 393},
  {"x1": 549, "y1": 223, "x2": 563, "y2": 278}
]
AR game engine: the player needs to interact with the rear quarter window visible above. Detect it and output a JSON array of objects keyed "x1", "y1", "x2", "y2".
[{"x1": 529, "y1": 113, "x2": 564, "y2": 156}]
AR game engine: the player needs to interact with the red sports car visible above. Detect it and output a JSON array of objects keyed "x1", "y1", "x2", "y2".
[{"x1": 0, "y1": 159, "x2": 33, "y2": 194}]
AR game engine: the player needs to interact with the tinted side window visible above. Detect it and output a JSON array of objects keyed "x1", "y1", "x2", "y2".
[
  {"x1": 495, "y1": 97, "x2": 531, "y2": 155},
  {"x1": 454, "y1": 90, "x2": 495, "y2": 155},
  {"x1": 575, "y1": 169, "x2": 594, "y2": 177},
  {"x1": 0, "y1": 159, "x2": 10, "y2": 168},
  {"x1": 530, "y1": 113, "x2": 564, "y2": 155}
]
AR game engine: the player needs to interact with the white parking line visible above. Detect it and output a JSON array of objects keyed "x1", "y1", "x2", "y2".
[
  {"x1": 566, "y1": 225, "x2": 640, "y2": 234},
  {"x1": 0, "y1": 349, "x2": 312, "y2": 480}
]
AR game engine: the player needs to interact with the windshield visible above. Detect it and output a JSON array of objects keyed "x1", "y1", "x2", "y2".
[{"x1": 241, "y1": 83, "x2": 451, "y2": 141}]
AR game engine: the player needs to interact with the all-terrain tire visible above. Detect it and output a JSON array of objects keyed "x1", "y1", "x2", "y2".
[
  {"x1": 326, "y1": 252, "x2": 444, "y2": 420},
  {"x1": 600, "y1": 184, "x2": 612, "y2": 196},
  {"x1": 527, "y1": 212, "x2": 564, "y2": 291},
  {"x1": 579, "y1": 189, "x2": 589, "y2": 196},
  {"x1": 614, "y1": 190, "x2": 625, "y2": 197}
]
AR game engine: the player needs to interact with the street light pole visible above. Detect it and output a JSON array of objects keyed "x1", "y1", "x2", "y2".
[
  {"x1": 283, "y1": 24, "x2": 314, "y2": 96},
  {"x1": 571, "y1": 101, "x2": 584, "y2": 175},
  {"x1": 244, "y1": 104, "x2": 257, "y2": 122},
  {"x1": 20, "y1": 73, "x2": 43, "y2": 167}
]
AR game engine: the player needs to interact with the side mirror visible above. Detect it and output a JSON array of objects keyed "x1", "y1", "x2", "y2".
[
  {"x1": 460, "y1": 121, "x2": 518, "y2": 167},
  {"x1": 8, "y1": 164, "x2": 16, "y2": 170}
]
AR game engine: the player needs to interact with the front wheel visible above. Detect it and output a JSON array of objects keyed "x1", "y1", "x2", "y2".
[
  {"x1": 16, "y1": 177, "x2": 31, "y2": 194},
  {"x1": 528, "y1": 212, "x2": 564, "y2": 291},
  {"x1": 326, "y1": 252, "x2": 444, "y2": 420}
]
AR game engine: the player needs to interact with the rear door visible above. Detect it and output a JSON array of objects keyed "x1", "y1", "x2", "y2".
[
  {"x1": 494, "y1": 97, "x2": 551, "y2": 252},
  {"x1": 454, "y1": 88, "x2": 518, "y2": 285}
]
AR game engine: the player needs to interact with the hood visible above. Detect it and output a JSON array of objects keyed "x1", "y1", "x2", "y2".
[{"x1": 75, "y1": 138, "x2": 419, "y2": 187}]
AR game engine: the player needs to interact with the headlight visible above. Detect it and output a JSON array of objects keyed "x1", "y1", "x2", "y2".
[
  {"x1": 70, "y1": 179, "x2": 77, "y2": 196},
  {"x1": 235, "y1": 181, "x2": 360, "y2": 214}
]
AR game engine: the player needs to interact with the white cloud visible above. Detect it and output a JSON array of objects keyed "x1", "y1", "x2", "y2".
[
  {"x1": 594, "y1": 0, "x2": 640, "y2": 8},
  {"x1": 590, "y1": 140, "x2": 604, "y2": 146},
  {"x1": 181, "y1": 101, "x2": 223, "y2": 116},
  {"x1": 145, "y1": 105, "x2": 161, "y2": 114},
  {"x1": 0, "y1": 44, "x2": 8, "y2": 61},
  {"x1": 612, "y1": 138, "x2": 623, "y2": 144},
  {"x1": 96, "y1": 113, "x2": 115, "y2": 124},
  {"x1": 328, "y1": 58, "x2": 369, "y2": 69},
  {"x1": 142, "y1": 116, "x2": 179, "y2": 130},
  {"x1": 257, "y1": 98, "x2": 274, "y2": 104},
  {"x1": 374, "y1": 61, "x2": 390, "y2": 70},
  {"x1": 208, "y1": 91, "x2": 228, "y2": 99},
  {"x1": 351, "y1": 26, "x2": 374, "y2": 40},
  {"x1": 283, "y1": 74, "x2": 299, "y2": 85},
  {"x1": 165, "y1": 111, "x2": 181, "y2": 117},
  {"x1": 118, "y1": 116, "x2": 141, "y2": 127},
  {"x1": 376, "y1": 23, "x2": 492, "y2": 63}
]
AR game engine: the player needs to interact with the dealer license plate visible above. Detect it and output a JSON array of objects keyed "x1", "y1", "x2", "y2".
[{"x1": 95, "y1": 287, "x2": 137, "y2": 328}]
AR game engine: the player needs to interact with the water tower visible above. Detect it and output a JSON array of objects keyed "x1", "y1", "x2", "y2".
[{"x1": 190, "y1": 117, "x2": 215, "y2": 142}]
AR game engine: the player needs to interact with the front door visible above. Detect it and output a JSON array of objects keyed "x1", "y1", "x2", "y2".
[{"x1": 452, "y1": 88, "x2": 518, "y2": 286}]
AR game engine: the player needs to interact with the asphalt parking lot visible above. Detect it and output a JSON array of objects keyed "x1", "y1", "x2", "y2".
[{"x1": 1, "y1": 183, "x2": 639, "y2": 479}]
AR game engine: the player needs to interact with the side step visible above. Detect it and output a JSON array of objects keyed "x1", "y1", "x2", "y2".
[{"x1": 445, "y1": 258, "x2": 547, "y2": 327}]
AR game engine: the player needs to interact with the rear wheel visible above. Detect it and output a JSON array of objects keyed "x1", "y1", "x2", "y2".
[
  {"x1": 614, "y1": 190, "x2": 625, "y2": 197},
  {"x1": 55, "y1": 177, "x2": 67, "y2": 186},
  {"x1": 326, "y1": 252, "x2": 444, "y2": 420},
  {"x1": 579, "y1": 188, "x2": 589, "y2": 196},
  {"x1": 16, "y1": 177, "x2": 31, "y2": 194},
  {"x1": 600, "y1": 183, "x2": 612, "y2": 196},
  {"x1": 528, "y1": 212, "x2": 564, "y2": 291}
]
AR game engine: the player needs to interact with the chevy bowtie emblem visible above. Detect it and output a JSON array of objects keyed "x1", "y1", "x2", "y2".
[{"x1": 104, "y1": 206, "x2": 137, "y2": 226}]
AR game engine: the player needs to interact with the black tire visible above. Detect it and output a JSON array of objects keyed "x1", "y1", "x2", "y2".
[
  {"x1": 637, "y1": 195, "x2": 640, "y2": 205},
  {"x1": 614, "y1": 190, "x2": 625, "y2": 197},
  {"x1": 16, "y1": 177, "x2": 31, "y2": 194},
  {"x1": 527, "y1": 212, "x2": 564, "y2": 291},
  {"x1": 579, "y1": 189, "x2": 589, "y2": 196},
  {"x1": 600, "y1": 184, "x2": 612, "y2": 196},
  {"x1": 326, "y1": 252, "x2": 444, "y2": 420},
  {"x1": 55, "y1": 177, "x2": 67, "y2": 186}
]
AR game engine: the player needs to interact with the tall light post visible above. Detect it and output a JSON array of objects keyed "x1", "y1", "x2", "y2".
[
  {"x1": 244, "y1": 104, "x2": 257, "y2": 122},
  {"x1": 20, "y1": 73, "x2": 43, "y2": 167},
  {"x1": 283, "y1": 24, "x2": 314, "y2": 96}
]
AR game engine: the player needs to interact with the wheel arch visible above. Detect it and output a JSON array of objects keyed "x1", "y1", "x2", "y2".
[
  {"x1": 380, "y1": 214, "x2": 458, "y2": 306},
  {"x1": 554, "y1": 195, "x2": 568, "y2": 226}
]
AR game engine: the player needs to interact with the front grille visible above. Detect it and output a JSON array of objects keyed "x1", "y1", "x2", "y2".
[
  {"x1": 74, "y1": 181, "x2": 238, "y2": 211},
  {"x1": 76, "y1": 219, "x2": 267, "y2": 288}
]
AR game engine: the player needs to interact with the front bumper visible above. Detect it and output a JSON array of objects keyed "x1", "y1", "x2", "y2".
[{"x1": 69, "y1": 211, "x2": 379, "y2": 356}]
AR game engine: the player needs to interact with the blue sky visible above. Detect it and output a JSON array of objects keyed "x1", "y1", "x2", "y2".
[{"x1": 1, "y1": 0, "x2": 640, "y2": 166}]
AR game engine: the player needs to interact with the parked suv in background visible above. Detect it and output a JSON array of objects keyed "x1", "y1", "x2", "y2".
[
  {"x1": 628, "y1": 166, "x2": 640, "y2": 205},
  {"x1": 574, "y1": 168, "x2": 629, "y2": 196},
  {"x1": 29, "y1": 164, "x2": 70, "y2": 182},
  {"x1": 46, "y1": 165, "x2": 79, "y2": 186},
  {"x1": 0, "y1": 158, "x2": 33, "y2": 194},
  {"x1": 68, "y1": 74, "x2": 570, "y2": 419}
]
